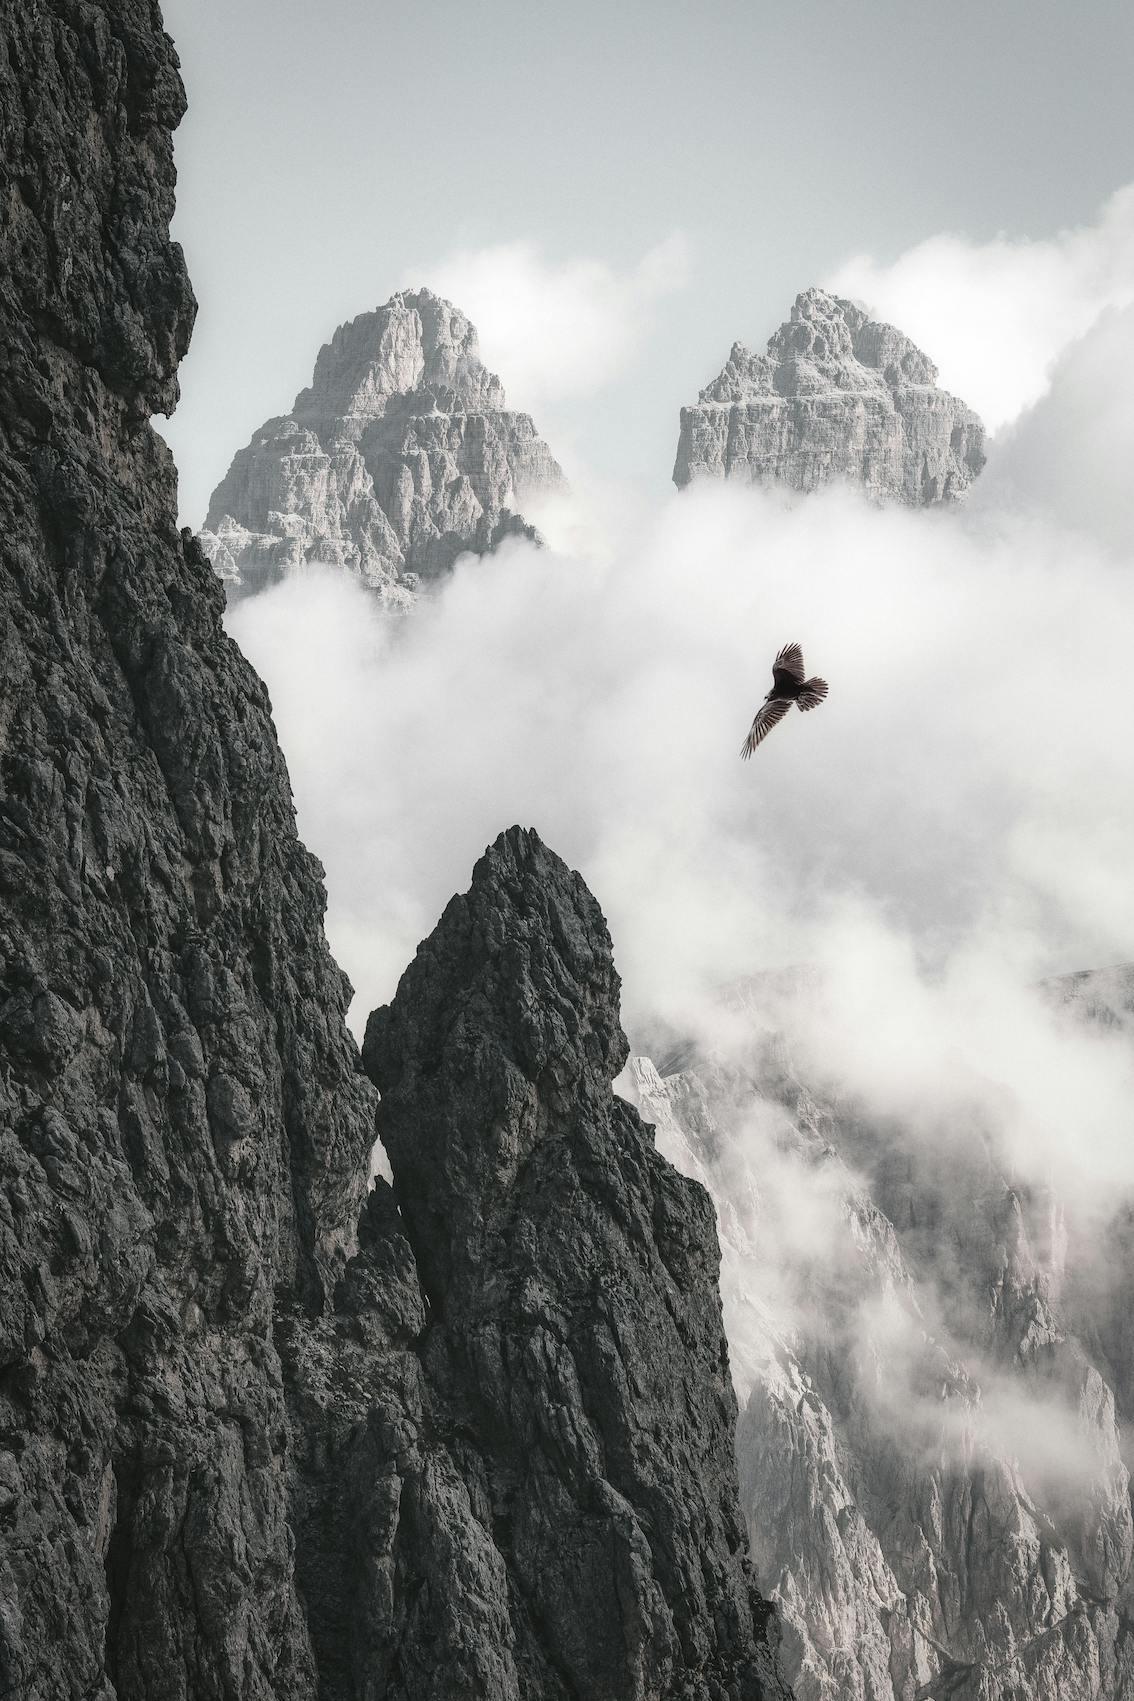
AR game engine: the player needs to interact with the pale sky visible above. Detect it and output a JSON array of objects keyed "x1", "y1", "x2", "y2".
[{"x1": 158, "y1": 0, "x2": 1134, "y2": 525}]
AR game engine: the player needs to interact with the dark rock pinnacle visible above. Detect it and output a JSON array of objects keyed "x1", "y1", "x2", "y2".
[{"x1": 361, "y1": 826, "x2": 790, "y2": 1699}]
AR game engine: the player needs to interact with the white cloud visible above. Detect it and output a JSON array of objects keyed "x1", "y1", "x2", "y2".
[
  {"x1": 407, "y1": 233, "x2": 691, "y2": 410},
  {"x1": 227, "y1": 463, "x2": 1134, "y2": 1220},
  {"x1": 827, "y1": 184, "x2": 1134, "y2": 431},
  {"x1": 786, "y1": 909, "x2": 1134, "y2": 1215},
  {"x1": 979, "y1": 303, "x2": 1134, "y2": 557}
]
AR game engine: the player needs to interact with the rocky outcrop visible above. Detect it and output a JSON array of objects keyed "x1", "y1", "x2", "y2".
[
  {"x1": 199, "y1": 290, "x2": 565, "y2": 605},
  {"x1": 673, "y1": 288, "x2": 985, "y2": 503},
  {"x1": 0, "y1": 13, "x2": 788, "y2": 1695},
  {"x1": 623, "y1": 970, "x2": 1134, "y2": 1701},
  {"x1": 354, "y1": 826, "x2": 791, "y2": 1699}
]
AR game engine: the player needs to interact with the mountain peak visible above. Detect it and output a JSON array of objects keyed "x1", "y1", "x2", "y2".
[
  {"x1": 200, "y1": 289, "x2": 565, "y2": 604},
  {"x1": 675, "y1": 285, "x2": 985, "y2": 503},
  {"x1": 294, "y1": 287, "x2": 508, "y2": 432}
]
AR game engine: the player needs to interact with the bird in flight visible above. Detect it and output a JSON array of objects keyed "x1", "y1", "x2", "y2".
[{"x1": 741, "y1": 642, "x2": 829, "y2": 758}]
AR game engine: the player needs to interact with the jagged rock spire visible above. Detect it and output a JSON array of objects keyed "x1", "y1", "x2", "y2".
[
  {"x1": 200, "y1": 289, "x2": 565, "y2": 605},
  {"x1": 362, "y1": 826, "x2": 791, "y2": 1699}
]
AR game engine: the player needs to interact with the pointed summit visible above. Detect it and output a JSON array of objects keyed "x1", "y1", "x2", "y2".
[
  {"x1": 200, "y1": 288, "x2": 565, "y2": 605},
  {"x1": 361, "y1": 827, "x2": 792, "y2": 1699},
  {"x1": 674, "y1": 286, "x2": 985, "y2": 504}
]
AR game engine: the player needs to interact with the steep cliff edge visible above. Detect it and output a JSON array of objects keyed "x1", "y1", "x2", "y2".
[
  {"x1": 0, "y1": 9, "x2": 787, "y2": 1697},
  {"x1": 199, "y1": 290, "x2": 566, "y2": 605},
  {"x1": 0, "y1": 3, "x2": 376, "y2": 1694},
  {"x1": 674, "y1": 288, "x2": 985, "y2": 503}
]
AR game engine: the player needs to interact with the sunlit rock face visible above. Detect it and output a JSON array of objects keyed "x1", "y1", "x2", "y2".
[
  {"x1": 674, "y1": 288, "x2": 986, "y2": 504},
  {"x1": 200, "y1": 290, "x2": 565, "y2": 605},
  {"x1": 622, "y1": 964, "x2": 1134, "y2": 1701}
]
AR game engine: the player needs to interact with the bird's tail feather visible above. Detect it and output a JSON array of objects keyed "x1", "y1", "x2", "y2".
[{"x1": 798, "y1": 677, "x2": 829, "y2": 711}]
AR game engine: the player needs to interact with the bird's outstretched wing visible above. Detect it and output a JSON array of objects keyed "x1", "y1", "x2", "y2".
[
  {"x1": 740, "y1": 697, "x2": 791, "y2": 758},
  {"x1": 797, "y1": 678, "x2": 829, "y2": 711},
  {"x1": 772, "y1": 642, "x2": 806, "y2": 692}
]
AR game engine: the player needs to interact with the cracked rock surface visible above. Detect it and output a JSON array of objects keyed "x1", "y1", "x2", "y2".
[
  {"x1": 362, "y1": 826, "x2": 791, "y2": 1700},
  {"x1": 200, "y1": 289, "x2": 566, "y2": 606},
  {"x1": 0, "y1": 2, "x2": 375, "y2": 1694},
  {"x1": 674, "y1": 288, "x2": 985, "y2": 504}
]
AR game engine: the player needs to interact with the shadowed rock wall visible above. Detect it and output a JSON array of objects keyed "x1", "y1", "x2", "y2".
[
  {"x1": 0, "y1": 7, "x2": 789, "y2": 1696},
  {"x1": 0, "y1": 2, "x2": 376, "y2": 1694},
  {"x1": 361, "y1": 827, "x2": 790, "y2": 1700}
]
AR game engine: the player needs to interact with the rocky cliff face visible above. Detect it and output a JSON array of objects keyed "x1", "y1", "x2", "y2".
[
  {"x1": 673, "y1": 289, "x2": 985, "y2": 503},
  {"x1": 276, "y1": 829, "x2": 796, "y2": 1701},
  {"x1": 353, "y1": 826, "x2": 791, "y2": 1700},
  {"x1": 0, "y1": 13, "x2": 787, "y2": 1696},
  {"x1": 622, "y1": 967, "x2": 1134, "y2": 1701},
  {"x1": 0, "y1": 4, "x2": 376, "y2": 1693},
  {"x1": 0, "y1": 3, "x2": 372, "y2": 1687},
  {"x1": 199, "y1": 290, "x2": 565, "y2": 605}
]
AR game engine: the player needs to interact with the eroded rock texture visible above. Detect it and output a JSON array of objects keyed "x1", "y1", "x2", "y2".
[
  {"x1": 360, "y1": 826, "x2": 790, "y2": 1701},
  {"x1": 624, "y1": 966, "x2": 1134, "y2": 1701},
  {"x1": 0, "y1": 2, "x2": 375, "y2": 1695},
  {"x1": 0, "y1": 6, "x2": 789, "y2": 1697},
  {"x1": 674, "y1": 288, "x2": 985, "y2": 503},
  {"x1": 200, "y1": 290, "x2": 566, "y2": 605}
]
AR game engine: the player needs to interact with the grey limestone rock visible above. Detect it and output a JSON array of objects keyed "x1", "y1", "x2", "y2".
[
  {"x1": 200, "y1": 290, "x2": 566, "y2": 605},
  {"x1": 1044, "y1": 961, "x2": 1134, "y2": 1031},
  {"x1": 674, "y1": 288, "x2": 985, "y2": 504}
]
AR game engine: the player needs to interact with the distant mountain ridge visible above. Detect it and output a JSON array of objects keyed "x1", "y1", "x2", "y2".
[
  {"x1": 675, "y1": 287, "x2": 985, "y2": 504},
  {"x1": 200, "y1": 288, "x2": 565, "y2": 605}
]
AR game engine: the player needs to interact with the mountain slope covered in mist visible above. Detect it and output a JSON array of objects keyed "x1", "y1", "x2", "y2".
[
  {"x1": 199, "y1": 288, "x2": 566, "y2": 604},
  {"x1": 624, "y1": 964, "x2": 1134, "y2": 1701}
]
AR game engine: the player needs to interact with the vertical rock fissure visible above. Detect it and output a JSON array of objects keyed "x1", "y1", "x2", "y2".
[{"x1": 102, "y1": 1457, "x2": 134, "y2": 1691}]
